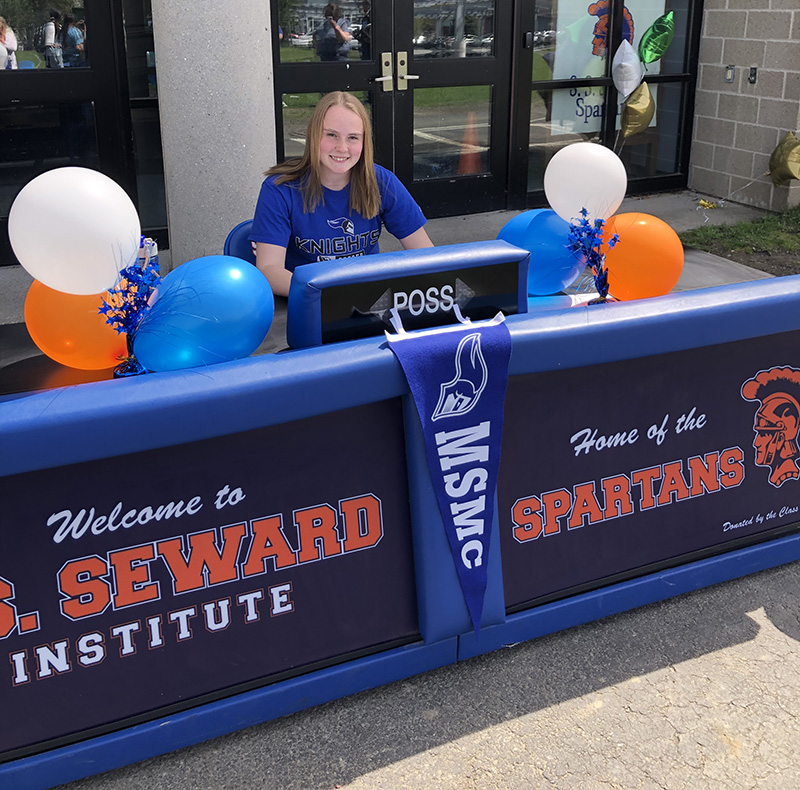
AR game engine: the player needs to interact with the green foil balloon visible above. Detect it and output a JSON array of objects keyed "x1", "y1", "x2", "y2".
[{"x1": 638, "y1": 11, "x2": 674, "y2": 64}]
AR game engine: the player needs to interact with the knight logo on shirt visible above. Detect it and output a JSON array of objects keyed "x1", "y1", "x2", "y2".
[{"x1": 328, "y1": 217, "x2": 355, "y2": 235}]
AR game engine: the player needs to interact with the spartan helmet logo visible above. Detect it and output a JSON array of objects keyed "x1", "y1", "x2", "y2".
[
  {"x1": 587, "y1": 0, "x2": 634, "y2": 57},
  {"x1": 432, "y1": 332, "x2": 488, "y2": 421},
  {"x1": 742, "y1": 367, "x2": 800, "y2": 488}
]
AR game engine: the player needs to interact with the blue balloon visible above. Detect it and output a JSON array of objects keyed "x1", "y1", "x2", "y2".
[
  {"x1": 498, "y1": 209, "x2": 586, "y2": 296},
  {"x1": 133, "y1": 255, "x2": 274, "y2": 371}
]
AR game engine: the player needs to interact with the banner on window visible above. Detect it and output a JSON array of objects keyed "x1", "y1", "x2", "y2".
[{"x1": 550, "y1": 0, "x2": 665, "y2": 134}]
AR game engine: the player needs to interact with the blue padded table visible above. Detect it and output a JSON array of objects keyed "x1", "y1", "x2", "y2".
[
  {"x1": 3, "y1": 253, "x2": 800, "y2": 789},
  {"x1": 287, "y1": 240, "x2": 529, "y2": 348}
]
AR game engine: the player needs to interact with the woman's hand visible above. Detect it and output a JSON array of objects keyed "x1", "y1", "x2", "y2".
[{"x1": 331, "y1": 20, "x2": 352, "y2": 43}]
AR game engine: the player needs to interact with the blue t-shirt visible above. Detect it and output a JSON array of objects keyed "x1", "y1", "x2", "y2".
[{"x1": 249, "y1": 164, "x2": 426, "y2": 273}]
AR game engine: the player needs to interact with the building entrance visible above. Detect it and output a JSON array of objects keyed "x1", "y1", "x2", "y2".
[
  {"x1": 273, "y1": 0, "x2": 514, "y2": 218},
  {"x1": 274, "y1": 0, "x2": 701, "y2": 219}
]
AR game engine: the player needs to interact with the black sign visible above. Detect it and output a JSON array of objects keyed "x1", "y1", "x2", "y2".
[
  {"x1": 0, "y1": 400, "x2": 417, "y2": 761},
  {"x1": 321, "y1": 262, "x2": 522, "y2": 343},
  {"x1": 498, "y1": 330, "x2": 800, "y2": 610}
]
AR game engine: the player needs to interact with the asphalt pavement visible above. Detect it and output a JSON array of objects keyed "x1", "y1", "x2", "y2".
[
  {"x1": 9, "y1": 191, "x2": 800, "y2": 790},
  {"x1": 54, "y1": 561, "x2": 800, "y2": 790}
]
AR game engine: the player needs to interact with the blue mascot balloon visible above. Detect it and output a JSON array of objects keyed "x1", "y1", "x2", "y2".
[
  {"x1": 498, "y1": 209, "x2": 586, "y2": 296},
  {"x1": 133, "y1": 255, "x2": 274, "y2": 371}
]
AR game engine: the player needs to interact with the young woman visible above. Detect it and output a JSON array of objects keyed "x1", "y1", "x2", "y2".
[
  {"x1": 250, "y1": 91, "x2": 433, "y2": 297},
  {"x1": 60, "y1": 15, "x2": 84, "y2": 68}
]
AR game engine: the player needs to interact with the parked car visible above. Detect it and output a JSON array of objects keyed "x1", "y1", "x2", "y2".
[{"x1": 290, "y1": 33, "x2": 313, "y2": 48}]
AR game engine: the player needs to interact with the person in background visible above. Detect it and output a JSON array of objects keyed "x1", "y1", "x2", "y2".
[
  {"x1": 354, "y1": 0, "x2": 371, "y2": 60},
  {"x1": 0, "y1": 17, "x2": 18, "y2": 69},
  {"x1": 76, "y1": 19, "x2": 87, "y2": 64},
  {"x1": 60, "y1": 14, "x2": 84, "y2": 68},
  {"x1": 313, "y1": 3, "x2": 352, "y2": 62},
  {"x1": 43, "y1": 8, "x2": 62, "y2": 68},
  {"x1": 249, "y1": 91, "x2": 433, "y2": 297}
]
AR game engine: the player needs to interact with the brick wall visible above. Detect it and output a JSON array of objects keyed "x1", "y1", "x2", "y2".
[{"x1": 691, "y1": 0, "x2": 800, "y2": 211}]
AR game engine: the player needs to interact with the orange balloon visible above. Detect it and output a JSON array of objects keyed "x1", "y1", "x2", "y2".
[
  {"x1": 602, "y1": 213, "x2": 684, "y2": 300},
  {"x1": 24, "y1": 280, "x2": 128, "y2": 370}
]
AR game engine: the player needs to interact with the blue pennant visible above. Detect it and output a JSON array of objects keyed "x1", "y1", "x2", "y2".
[{"x1": 387, "y1": 311, "x2": 511, "y2": 633}]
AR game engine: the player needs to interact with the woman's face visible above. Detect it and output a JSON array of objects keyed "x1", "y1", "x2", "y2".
[{"x1": 318, "y1": 105, "x2": 364, "y2": 189}]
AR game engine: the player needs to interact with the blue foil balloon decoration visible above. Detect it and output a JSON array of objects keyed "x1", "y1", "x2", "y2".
[
  {"x1": 132, "y1": 255, "x2": 274, "y2": 371},
  {"x1": 498, "y1": 209, "x2": 586, "y2": 296}
]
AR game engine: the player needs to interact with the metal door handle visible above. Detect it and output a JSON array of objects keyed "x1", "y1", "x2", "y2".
[
  {"x1": 396, "y1": 51, "x2": 419, "y2": 90},
  {"x1": 377, "y1": 52, "x2": 393, "y2": 92}
]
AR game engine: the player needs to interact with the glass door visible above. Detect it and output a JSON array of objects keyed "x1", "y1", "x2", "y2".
[
  {"x1": 393, "y1": 1, "x2": 513, "y2": 215},
  {"x1": 273, "y1": 0, "x2": 513, "y2": 218},
  {"x1": 508, "y1": 0, "x2": 702, "y2": 208},
  {"x1": 0, "y1": 0, "x2": 133, "y2": 266}
]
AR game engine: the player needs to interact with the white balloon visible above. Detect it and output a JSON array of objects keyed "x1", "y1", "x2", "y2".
[
  {"x1": 9, "y1": 167, "x2": 141, "y2": 295},
  {"x1": 543, "y1": 143, "x2": 628, "y2": 224},
  {"x1": 611, "y1": 40, "x2": 643, "y2": 99}
]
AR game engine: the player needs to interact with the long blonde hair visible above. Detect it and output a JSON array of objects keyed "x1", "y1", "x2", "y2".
[{"x1": 267, "y1": 92, "x2": 381, "y2": 218}]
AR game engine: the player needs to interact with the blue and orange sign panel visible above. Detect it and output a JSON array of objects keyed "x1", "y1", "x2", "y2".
[
  {"x1": 0, "y1": 400, "x2": 417, "y2": 761},
  {"x1": 499, "y1": 332, "x2": 800, "y2": 610}
]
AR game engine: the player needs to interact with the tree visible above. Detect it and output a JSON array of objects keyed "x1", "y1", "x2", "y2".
[{"x1": 276, "y1": 0, "x2": 297, "y2": 33}]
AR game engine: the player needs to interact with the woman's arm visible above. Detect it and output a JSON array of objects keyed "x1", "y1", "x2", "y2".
[
  {"x1": 331, "y1": 19, "x2": 352, "y2": 43},
  {"x1": 255, "y1": 242, "x2": 293, "y2": 297},
  {"x1": 398, "y1": 227, "x2": 434, "y2": 249}
]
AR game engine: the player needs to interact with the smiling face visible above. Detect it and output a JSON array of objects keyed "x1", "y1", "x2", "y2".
[{"x1": 318, "y1": 105, "x2": 364, "y2": 190}]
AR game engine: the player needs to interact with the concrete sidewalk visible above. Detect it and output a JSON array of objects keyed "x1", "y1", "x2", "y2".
[{"x1": 383, "y1": 189, "x2": 773, "y2": 294}]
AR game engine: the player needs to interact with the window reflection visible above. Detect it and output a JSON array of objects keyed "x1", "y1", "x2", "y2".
[
  {"x1": 279, "y1": 1, "x2": 371, "y2": 64},
  {"x1": 0, "y1": 104, "x2": 99, "y2": 216},
  {"x1": 618, "y1": 82, "x2": 682, "y2": 178},
  {"x1": 122, "y1": 0, "x2": 166, "y2": 231},
  {"x1": 547, "y1": 0, "x2": 609, "y2": 82},
  {"x1": 132, "y1": 107, "x2": 167, "y2": 227},
  {"x1": 124, "y1": 0, "x2": 157, "y2": 98},
  {"x1": 413, "y1": 1, "x2": 495, "y2": 59},
  {"x1": 414, "y1": 86, "x2": 491, "y2": 180},
  {"x1": 528, "y1": 88, "x2": 601, "y2": 192},
  {"x1": 0, "y1": 3, "x2": 89, "y2": 70}
]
